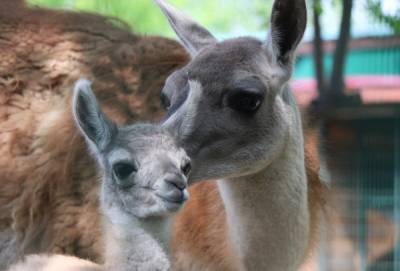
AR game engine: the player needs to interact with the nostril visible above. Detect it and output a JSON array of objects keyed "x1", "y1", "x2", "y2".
[
  {"x1": 181, "y1": 160, "x2": 191, "y2": 177},
  {"x1": 165, "y1": 177, "x2": 187, "y2": 190}
]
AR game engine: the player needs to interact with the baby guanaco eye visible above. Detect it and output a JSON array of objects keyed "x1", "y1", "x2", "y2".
[
  {"x1": 181, "y1": 160, "x2": 192, "y2": 176},
  {"x1": 113, "y1": 162, "x2": 137, "y2": 179}
]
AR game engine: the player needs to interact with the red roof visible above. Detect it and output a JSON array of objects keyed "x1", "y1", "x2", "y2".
[
  {"x1": 297, "y1": 36, "x2": 400, "y2": 56},
  {"x1": 290, "y1": 75, "x2": 400, "y2": 106}
]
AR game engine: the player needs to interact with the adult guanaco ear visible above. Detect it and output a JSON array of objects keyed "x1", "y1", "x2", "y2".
[
  {"x1": 72, "y1": 79, "x2": 117, "y2": 152},
  {"x1": 154, "y1": 0, "x2": 217, "y2": 57},
  {"x1": 265, "y1": 0, "x2": 307, "y2": 65}
]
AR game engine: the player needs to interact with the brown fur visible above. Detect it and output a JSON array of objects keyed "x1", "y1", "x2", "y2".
[
  {"x1": 303, "y1": 125, "x2": 327, "y2": 258},
  {"x1": 171, "y1": 181, "x2": 236, "y2": 270},
  {"x1": 171, "y1": 128, "x2": 327, "y2": 270},
  {"x1": 0, "y1": 0, "x2": 187, "y2": 264},
  {"x1": 0, "y1": 1, "x2": 326, "y2": 269}
]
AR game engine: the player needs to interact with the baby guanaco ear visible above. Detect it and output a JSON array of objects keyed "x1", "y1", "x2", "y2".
[
  {"x1": 72, "y1": 79, "x2": 117, "y2": 152},
  {"x1": 155, "y1": 0, "x2": 217, "y2": 57}
]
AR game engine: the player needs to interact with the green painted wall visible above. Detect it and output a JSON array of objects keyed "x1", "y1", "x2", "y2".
[{"x1": 294, "y1": 47, "x2": 400, "y2": 79}]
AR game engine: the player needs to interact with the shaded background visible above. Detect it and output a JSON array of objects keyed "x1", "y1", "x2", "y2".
[{"x1": 24, "y1": 1, "x2": 400, "y2": 270}]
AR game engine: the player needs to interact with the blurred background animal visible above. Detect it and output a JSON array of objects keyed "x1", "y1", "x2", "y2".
[{"x1": 0, "y1": 1, "x2": 188, "y2": 269}]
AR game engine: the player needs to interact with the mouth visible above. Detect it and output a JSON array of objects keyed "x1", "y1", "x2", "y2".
[{"x1": 155, "y1": 189, "x2": 189, "y2": 211}]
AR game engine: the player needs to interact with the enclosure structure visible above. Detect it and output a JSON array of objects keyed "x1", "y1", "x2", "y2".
[
  {"x1": 323, "y1": 116, "x2": 400, "y2": 271},
  {"x1": 292, "y1": 36, "x2": 400, "y2": 271}
]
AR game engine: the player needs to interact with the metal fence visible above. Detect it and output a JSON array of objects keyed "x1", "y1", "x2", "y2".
[{"x1": 321, "y1": 117, "x2": 400, "y2": 271}]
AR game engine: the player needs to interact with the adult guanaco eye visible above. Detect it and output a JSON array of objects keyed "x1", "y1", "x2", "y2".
[
  {"x1": 160, "y1": 92, "x2": 171, "y2": 110},
  {"x1": 227, "y1": 88, "x2": 264, "y2": 113},
  {"x1": 181, "y1": 160, "x2": 192, "y2": 176},
  {"x1": 113, "y1": 162, "x2": 136, "y2": 180}
]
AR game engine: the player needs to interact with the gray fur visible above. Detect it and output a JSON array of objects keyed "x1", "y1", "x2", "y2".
[
  {"x1": 154, "y1": 0, "x2": 217, "y2": 56},
  {"x1": 72, "y1": 78, "x2": 190, "y2": 227},
  {"x1": 158, "y1": 1, "x2": 310, "y2": 270},
  {"x1": 73, "y1": 79, "x2": 116, "y2": 152},
  {"x1": 8, "y1": 79, "x2": 191, "y2": 271},
  {"x1": 161, "y1": 37, "x2": 294, "y2": 182},
  {"x1": 157, "y1": 0, "x2": 307, "y2": 182},
  {"x1": 267, "y1": 0, "x2": 307, "y2": 64}
]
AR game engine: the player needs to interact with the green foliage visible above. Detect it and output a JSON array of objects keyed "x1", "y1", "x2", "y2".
[
  {"x1": 313, "y1": 0, "x2": 323, "y2": 16},
  {"x1": 27, "y1": 0, "x2": 270, "y2": 37},
  {"x1": 28, "y1": 0, "x2": 173, "y2": 35},
  {"x1": 252, "y1": 0, "x2": 273, "y2": 28},
  {"x1": 366, "y1": 0, "x2": 400, "y2": 34}
]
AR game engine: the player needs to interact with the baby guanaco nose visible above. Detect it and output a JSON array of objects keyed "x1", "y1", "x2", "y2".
[
  {"x1": 155, "y1": 158, "x2": 190, "y2": 204},
  {"x1": 164, "y1": 172, "x2": 187, "y2": 191}
]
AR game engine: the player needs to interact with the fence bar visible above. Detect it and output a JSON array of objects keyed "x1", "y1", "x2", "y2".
[{"x1": 394, "y1": 117, "x2": 400, "y2": 271}]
